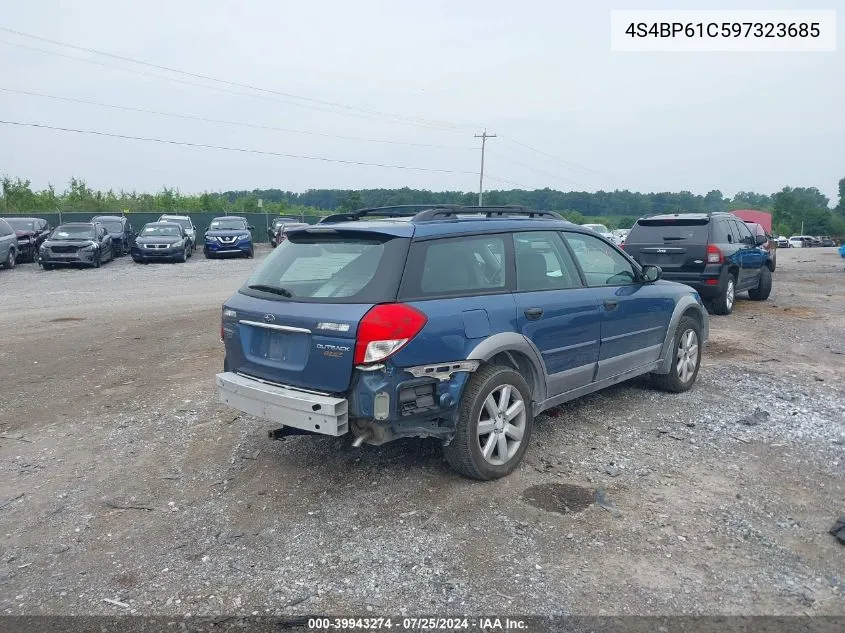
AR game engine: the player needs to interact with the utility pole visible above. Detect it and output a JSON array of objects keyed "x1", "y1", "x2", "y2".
[{"x1": 474, "y1": 129, "x2": 496, "y2": 205}]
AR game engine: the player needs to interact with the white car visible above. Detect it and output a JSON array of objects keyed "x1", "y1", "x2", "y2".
[
  {"x1": 776, "y1": 236, "x2": 790, "y2": 248},
  {"x1": 581, "y1": 223, "x2": 614, "y2": 242},
  {"x1": 788, "y1": 236, "x2": 805, "y2": 248},
  {"x1": 611, "y1": 228, "x2": 629, "y2": 245},
  {"x1": 158, "y1": 214, "x2": 197, "y2": 253}
]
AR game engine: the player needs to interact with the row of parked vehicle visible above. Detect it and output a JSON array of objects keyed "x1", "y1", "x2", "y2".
[
  {"x1": 776, "y1": 235, "x2": 838, "y2": 248},
  {"x1": 0, "y1": 213, "x2": 288, "y2": 270}
]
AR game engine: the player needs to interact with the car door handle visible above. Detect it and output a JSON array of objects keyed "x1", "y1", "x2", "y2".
[
  {"x1": 603, "y1": 299, "x2": 619, "y2": 311},
  {"x1": 524, "y1": 307, "x2": 543, "y2": 320}
]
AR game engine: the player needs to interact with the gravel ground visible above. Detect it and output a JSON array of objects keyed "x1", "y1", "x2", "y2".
[{"x1": 0, "y1": 246, "x2": 843, "y2": 617}]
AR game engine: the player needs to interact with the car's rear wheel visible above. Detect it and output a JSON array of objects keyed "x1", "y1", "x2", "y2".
[
  {"x1": 443, "y1": 365, "x2": 533, "y2": 481},
  {"x1": 748, "y1": 266, "x2": 772, "y2": 301},
  {"x1": 711, "y1": 273, "x2": 735, "y2": 315},
  {"x1": 651, "y1": 316, "x2": 702, "y2": 393}
]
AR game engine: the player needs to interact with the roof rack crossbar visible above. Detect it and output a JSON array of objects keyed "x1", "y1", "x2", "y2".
[
  {"x1": 318, "y1": 204, "x2": 459, "y2": 224},
  {"x1": 413, "y1": 205, "x2": 563, "y2": 221}
]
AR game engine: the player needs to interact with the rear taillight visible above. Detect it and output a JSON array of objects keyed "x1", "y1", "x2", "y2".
[
  {"x1": 354, "y1": 303, "x2": 427, "y2": 365},
  {"x1": 706, "y1": 244, "x2": 723, "y2": 264}
]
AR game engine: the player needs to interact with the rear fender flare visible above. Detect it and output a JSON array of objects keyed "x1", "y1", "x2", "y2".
[
  {"x1": 655, "y1": 295, "x2": 709, "y2": 375},
  {"x1": 466, "y1": 333, "x2": 548, "y2": 404}
]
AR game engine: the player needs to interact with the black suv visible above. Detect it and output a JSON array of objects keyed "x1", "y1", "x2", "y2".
[
  {"x1": 91, "y1": 215, "x2": 135, "y2": 256},
  {"x1": 623, "y1": 213, "x2": 774, "y2": 315}
]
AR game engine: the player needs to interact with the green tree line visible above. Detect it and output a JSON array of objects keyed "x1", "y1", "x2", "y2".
[{"x1": 3, "y1": 175, "x2": 844, "y2": 236}]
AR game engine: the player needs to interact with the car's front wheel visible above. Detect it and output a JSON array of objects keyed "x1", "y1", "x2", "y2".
[
  {"x1": 443, "y1": 365, "x2": 533, "y2": 481},
  {"x1": 748, "y1": 266, "x2": 772, "y2": 301},
  {"x1": 651, "y1": 316, "x2": 702, "y2": 393}
]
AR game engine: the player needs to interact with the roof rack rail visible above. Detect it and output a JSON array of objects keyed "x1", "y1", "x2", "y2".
[
  {"x1": 413, "y1": 205, "x2": 564, "y2": 221},
  {"x1": 318, "y1": 204, "x2": 459, "y2": 224}
]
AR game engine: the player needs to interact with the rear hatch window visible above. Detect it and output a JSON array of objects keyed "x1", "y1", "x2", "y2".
[
  {"x1": 625, "y1": 218, "x2": 710, "y2": 273},
  {"x1": 626, "y1": 218, "x2": 710, "y2": 243},
  {"x1": 242, "y1": 230, "x2": 408, "y2": 303}
]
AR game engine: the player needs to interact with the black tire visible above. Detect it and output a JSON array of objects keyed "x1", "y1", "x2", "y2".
[
  {"x1": 711, "y1": 273, "x2": 736, "y2": 315},
  {"x1": 443, "y1": 364, "x2": 534, "y2": 481},
  {"x1": 748, "y1": 266, "x2": 772, "y2": 301},
  {"x1": 651, "y1": 315, "x2": 702, "y2": 393},
  {"x1": 205, "y1": 251, "x2": 214, "y2": 259},
  {"x1": 41, "y1": 263, "x2": 53, "y2": 270},
  {"x1": 2, "y1": 248, "x2": 15, "y2": 269},
  {"x1": 179, "y1": 248, "x2": 188, "y2": 263},
  {"x1": 246, "y1": 247, "x2": 254, "y2": 258},
  {"x1": 93, "y1": 252, "x2": 101, "y2": 268}
]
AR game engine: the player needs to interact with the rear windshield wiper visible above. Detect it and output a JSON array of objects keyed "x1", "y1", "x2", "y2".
[{"x1": 247, "y1": 284, "x2": 292, "y2": 297}]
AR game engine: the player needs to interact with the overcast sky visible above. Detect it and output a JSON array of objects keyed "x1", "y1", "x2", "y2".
[{"x1": 0, "y1": 0, "x2": 842, "y2": 201}]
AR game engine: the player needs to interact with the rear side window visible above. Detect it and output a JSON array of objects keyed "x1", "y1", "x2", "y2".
[
  {"x1": 711, "y1": 220, "x2": 732, "y2": 244},
  {"x1": 513, "y1": 231, "x2": 581, "y2": 291},
  {"x1": 400, "y1": 235, "x2": 507, "y2": 299},
  {"x1": 626, "y1": 219, "x2": 710, "y2": 243},
  {"x1": 243, "y1": 231, "x2": 408, "y2": 303}
]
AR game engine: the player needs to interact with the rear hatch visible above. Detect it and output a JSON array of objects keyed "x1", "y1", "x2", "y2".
[
  {"x1": 222, "y1": 225, "x2": 411, "y2": 394},
  {"x1": 624, "y1": 218, "x2": 711, "y2": 273}
]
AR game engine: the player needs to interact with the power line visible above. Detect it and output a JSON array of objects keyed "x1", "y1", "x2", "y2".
[
  {"x1": 0, "y1": 27, "x2": 475, "y2": 133},
  {"x1": 0, "y1": 87, "x2": 476, "y2": 150},
  {"x1": 0, "y1": 39, "x2": 471, "y2": 133},
  {"x1": 0, "y1": 119, "x2": 483, "y2": 176},
  {"x1": 487, "y1": 150, "x2": 590, "y2": 189}
]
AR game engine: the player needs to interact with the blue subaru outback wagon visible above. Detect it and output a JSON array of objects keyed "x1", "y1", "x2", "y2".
[{"x1": 216, "y1": 205, "x2": 709, "y2": 480}]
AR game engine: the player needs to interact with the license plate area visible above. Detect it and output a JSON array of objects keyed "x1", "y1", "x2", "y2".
[{"x1": 253, "y1": 331, "x2": 288, "y2": 361}]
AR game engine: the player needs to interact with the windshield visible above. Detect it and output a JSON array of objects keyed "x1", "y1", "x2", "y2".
[
  {"x1": 51, "y1": 225, "x2": 95, "y2": 240},
  {"x1": 210, "y1": 219, "x2": 247, "y2": 230},
  {"x1": 96, "y1": 221, "x2": 123, "y2": 233},
  {"x1": 142, "y1": 225, "x2": 182, "y2": 237},
  {"x1": 244, "y1": 231, "x2": 407, "y2": 303},
  {"x1": 161, "y1": 217, "x2": 192, "y2": 230},
  {"x1": 272, "y1": 217, "x2": 297, "y2": 227},
  {"x1": 7, "y1": 219, "x2": 35, "y2": 231},
  {"x1": 583, "y1": 224, "x2": 609, "y2": 234}
]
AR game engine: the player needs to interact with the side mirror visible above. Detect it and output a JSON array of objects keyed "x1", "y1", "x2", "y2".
[
  {"x1": 248, "y1": 226, "x2": 255, "y2": 231},
  {"x1": 755, "y1": 234, "x2": 767, "y2": 246},
  {"x1": 641, "y1": 264, "x2": 662, "y2": 283}
]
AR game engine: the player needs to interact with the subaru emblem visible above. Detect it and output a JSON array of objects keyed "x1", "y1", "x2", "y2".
[{"x1": 263, "y1": 314, "x2": 276, "y2": 324}]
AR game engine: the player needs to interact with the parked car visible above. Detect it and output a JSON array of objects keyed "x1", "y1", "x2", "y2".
[
  {"x1": 273, "y1": 221, "x2": 309, "y2": 247},
  {"x1": 216, "y1": 204, "x2": 709, "y2": 480},
  {"x1": 1, "y1": 217, "x2": 51, "y2": 263},
  {"x1": 776, "y1": 236, "x2": 790, "y2": 248},
  {"x1": 819, "y1": 236, "x2": 836, "y2": 247},
  {"x1": 580, "y1": 223, "x2": 614, "y2": 241},
  {"x1": 788, "y1": 236, "x2": 805, "y2": 248},
  {"x1": 91, "y1": 215, "x2": 134, "y2": 256},
  {"x1": 158, "y1": 214, "x2": 196, "y2": 254},
  {"x1": 268, "y1": 217, "x2": 303, "y2": 247},
  {"x1": 623, "y1": 212, "x2": 773, "y2": 316},
  {"x1": 744, "y1": 221, "x2": 776, "y2": 271},
  {"x1": 204, "y1": 216, "x2": 255, "y2": 258},
  {"x1": 0, "y1": 218, "x2": 18, "y2": 269},
  {"x1": 610, "y1": 228, "x2": 629, "y2": 245},
  {"x1": 131, "y1": 222, "x2": 190, "y2": 264},
  {"x1": 39, "y1": 222, "x2": 115, "y2": 269}
]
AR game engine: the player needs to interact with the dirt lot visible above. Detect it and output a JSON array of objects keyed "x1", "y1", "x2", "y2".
[{"x1": 0, "y1": 247, "x2": 843, "y2": 617}]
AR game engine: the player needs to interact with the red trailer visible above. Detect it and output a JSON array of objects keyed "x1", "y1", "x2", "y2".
[{"x1": 732, "y1": 209, "x2": 772, "y2": 234}]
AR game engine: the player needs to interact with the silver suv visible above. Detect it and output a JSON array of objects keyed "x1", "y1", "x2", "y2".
[
  {"x1": 0, "y1": 218, "x2": 17, "y2": 269},
  {"x1": 157, "y1": 214, "x2": 197, "y2": 254}
]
